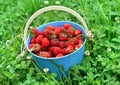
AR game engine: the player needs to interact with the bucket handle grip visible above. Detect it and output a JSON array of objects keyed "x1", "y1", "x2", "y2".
[{"x1": 24, "y1": 6, "x2": 91, "y2": 45}]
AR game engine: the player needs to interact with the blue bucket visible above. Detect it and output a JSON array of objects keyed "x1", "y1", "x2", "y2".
[{"x1": 26, "y1": 21, "x2": 86, "y2": 78}]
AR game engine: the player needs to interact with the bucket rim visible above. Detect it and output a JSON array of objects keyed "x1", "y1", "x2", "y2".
[{"x1": 26, "y1": 21, "x2": 86, "y2": 60}]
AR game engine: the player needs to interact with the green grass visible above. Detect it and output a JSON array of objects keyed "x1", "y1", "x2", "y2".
[{"x1": 0, "y1": 0, "x2": 120, "y2": 85}]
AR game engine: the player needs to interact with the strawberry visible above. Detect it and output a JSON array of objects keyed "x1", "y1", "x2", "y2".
[
  {"x1": 49, "y1": 46, "x2": 54, "y2": 52},
  {"x1": 42, "y1": 38, "x2": 50, "y2": 47},
  {"x1": 48, "y1": 51, "x2": 52, "y2": 57},
  {"x1": 73, "y1": 38, "x2": 79, "y2": 45},
  {"x1": 46, "y1": 25, "x2": 54, "y2": 30},
  {"x1": 74, "y1": 40, "x2": 83, "y2": 50},
  {"x1": 40, "y1": 51, "x2": 51, "y2": 58},
  {"x1": 43, "y1": 29, "x2": 52, "y2": 38},
  {"x1": 31, "y1": 28, "x2": 40, "y2": 36},
  {"x1": 61, "y1": 48, "x2": 69, "y2": 55},
  {"x1": 30, "y1": 38, "x2": 36, "y2": 44},
  {"x1": 65, "y1": 41, "x2": 74, "y2": 47},
  {"x1": 35, "y1": 35, "x2": 43, "y2": 44},
  {"x1": 53, "y1": 47, "x2": 62, "y2": 56},
  {"x1": 49, "y1": 46, "x2": 55, "y2": 52},
  {"x1": 77, "y1": 36, "x2": 83, "y2": 40},
  {"x1": 79, "y1": 39, "x2": 83, "y2": 45},
  {"x1": 63, "y1": 24, "x2": 71, "y2": 29},
  {"x1": 66, "y1": 45, "x2": 75, "y2": 53},
  {"x1": 67, "y1": 29, "x2": 75, "y2": 37},
  {"x1": 56, "y1": 54, "x2": 63, "y2": 57},
  {"x1": 75, "y1": 44, "x2": 81, "y2": 50},
  {"x1": 75, "y1": 29, "x2": 82, "y2": 36},
  {"x1": 59, "y1": 33, "x2": 68, "y2": 41},
  {"x1": 29, "y1": 44, "x2": 34, "y2": 49},
  {"x1": 29, "y1": 43, "x2": 41, "y2": 52},
  {"x1": 59, "y1": 41, "x2": 65, "y2": 48},
  {"x1": 60, "y1": 27, "x2": 65, "y2": 32},
  {"x1": 54, "y1": 28, "x2": 61, "y2": 36},
  {"x1": 50, "y1": 38, "x2": 59, "y2": 46},
  {"x1": 75, "y1": 40, "x2": 83, "y2": 50}
]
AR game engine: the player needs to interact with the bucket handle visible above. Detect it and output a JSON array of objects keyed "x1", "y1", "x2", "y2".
[{"x1": 24, "y1": 6, "x2": 92, "y2": 45}]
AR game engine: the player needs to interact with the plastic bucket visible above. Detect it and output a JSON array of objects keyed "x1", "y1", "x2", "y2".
[{"x1": 24, "y1": 6, "x2": 90, "y2": 78}]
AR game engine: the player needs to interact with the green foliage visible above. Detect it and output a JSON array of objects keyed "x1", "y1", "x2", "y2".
[{"x1": 0, "y1": 0, "x2": 120, "y2": 85}]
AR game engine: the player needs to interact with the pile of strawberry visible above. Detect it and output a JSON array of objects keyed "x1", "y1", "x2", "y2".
[{"x1": 29, "y1": 24, "x2": 84, "y2": 58}]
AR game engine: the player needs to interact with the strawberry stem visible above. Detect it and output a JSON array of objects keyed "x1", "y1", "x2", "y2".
[{"x1": 65, "y1": 34, "x2": 84, "y2": 43}]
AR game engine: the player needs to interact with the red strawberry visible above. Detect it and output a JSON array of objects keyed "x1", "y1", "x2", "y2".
[
  {"x1": 74, "y1": 40, "x2": 83, "y2": 50},
  {"x1": 75, "y1": 29, "x2": 82, "y2": 36},
  {"x1": 49, "y1": 46, "x2": 55, "y2": 52},
  {"x1": 50, "y1": 38, "x2": 59, "y2": 46},
  {"x1": 43, "y1": 29, "x2": 52, "y2": 38},
  {"x1": 63, "y1": 24, "x2": 71, "y2": 29},
  {"x1": 79, "y1": 39, "x2": 83, "y2": 45},
  {"x1": 77, "y1": 36, "x2": 83, "y2": 40},
  {"x1": 73, "y1": 38, "x2": 79, "y2": 45},
  {"x1": 59, "y1": 41, "x2": 65, "y2": 48},
  {"x1": 30, "y1": 38, "x2": 36, "y2": 44},
  {"x1": 48, "y1": 51, "x2": 52, "y2": 57},
  {"x1": 75, "y1": 40, "x2": 83, "y2": 50},
  {"x1": 61, "y1": 48, "x2": 69, "y2": 55},
  {"x1": 29, "y1": 44, "x2": 34, "y2": 49},
  {"x1": 40, "y1": 51, "x2": 51, "y2": 58},
  {"x1": 31, "y1": 28, "x2": 40, "y2": 36},
  {"x1": 75, "y1": 44, "x2": 81, "y2": 50},
  {"x1": 60, "y1": 27, "x2": 65, "y2": 32},
  {"x1": 42, "y1": 38, "x2": 50, "y2": 47},
  {"x1": 56, "y1": 54, "x2": 63, "y2": 57},
  {"x1": 35, "y1": 35, "x2": 43, "y2": 44},
  {"x1": 65, "y1": 41, "x2": 74, "y2": 47},
  {"x1": 67, "y1": 29, "x2": 75, "y2": 37},
  {"x1": 46, "y1": 25, "x2": 54, "y2": 30},
  {"x1": 53, "y1": 47, "x2": 62, "y2": 56},
  {"x1": 66, "y1": 45, "x2": 75, "y2": 53},
  {"x1": 59, "y1": 33, "x2": 68, "y2": 41},
  {"x1": 54, "y1": 28, "x2": 61, "y2": 36},
  {"x1": 29, "y1": 43, "x2": 41, "y2": 52}
]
